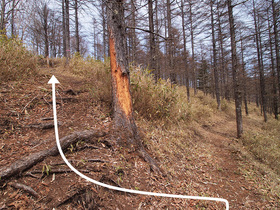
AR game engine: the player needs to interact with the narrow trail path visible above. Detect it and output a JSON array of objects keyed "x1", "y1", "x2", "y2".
[{"x1": 196, "y1": 118, "x2": 271, "y2": 209}]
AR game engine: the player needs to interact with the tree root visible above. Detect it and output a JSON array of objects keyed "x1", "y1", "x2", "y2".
[{"x1": 9, "y1": 182, "x2": 39, "y2": 198}]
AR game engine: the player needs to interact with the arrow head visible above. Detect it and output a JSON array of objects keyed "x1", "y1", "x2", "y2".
[{"x1": 48, "y1": 75, "x2": 60, "y2": 84}]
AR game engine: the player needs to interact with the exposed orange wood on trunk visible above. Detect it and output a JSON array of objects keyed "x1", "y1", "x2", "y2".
[{"x1": 109, "y1": 32, "x2": 132, "y2": 117}]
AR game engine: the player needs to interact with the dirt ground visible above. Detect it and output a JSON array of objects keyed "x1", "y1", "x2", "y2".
[{"x1": 0, "y1": 68, "x2": 279, "y2": 209}]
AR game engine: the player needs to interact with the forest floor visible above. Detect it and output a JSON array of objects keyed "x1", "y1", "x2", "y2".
[{"x1": 0, "y1": 67, "x2": 279, "y2": 209}]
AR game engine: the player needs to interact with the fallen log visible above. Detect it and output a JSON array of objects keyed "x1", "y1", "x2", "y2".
[{"x1": 0, "y1": 129, "x2": 107, "y2": 181}]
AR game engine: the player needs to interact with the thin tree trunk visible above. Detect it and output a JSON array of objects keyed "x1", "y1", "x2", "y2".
[
  {"x1": 253, "y1": 0, "x2": 267, "y2": 122},
  {"x1": 167, "y1": 0, "x2": 175, "y2": 84},
  {"x1": 101, "y1": 1, "x2": 107, "y2": 59},
  {"x1": 131, "y1": 0, "x2": 136, "y2": 63},
  {"x1": 227, "y1": 0, "x2": 243, "y2": 138},
  {"x1": 210, "y1": 0, "x2": 221, "y2": 110},
  {"x1": 272, "y1": 0, "x2": 280, "y2": 100},
  {"x1": 43, "y1": 4, "x2": 49, "y2": 58},
  {"x1": 11, "y1": 0, "x2": 15, "y2": 36},
  {"x1": 65, "y1": 0, "x2": 70, "y2": 64},
  {"x1": 181, "y1": 0, "x2": 190, "y2": 102},
  {"x1": 217, "y1": 2, "x2": 228, "y2": 100},
  {"x1": 0, "y1": 0, "x2": 6, "y2": 33},
  {"x1": 268, "y1": 11, "x2": 278, "y2": 120},
  {"x1": 148, "y1": 0, "x2": 157, "y2": 80},
  {"x1": 189, "y1": 0, "x2": 197, "y2": 94},
  {"x1": 62, "y1": 0, "x2": 66, "y2": 57},
  {"x1": 74, "y1": 0, "x2": 80, "y2": 53},
  {"x1": 241, "y1": 39, "x2": 249, "y2": 115}
]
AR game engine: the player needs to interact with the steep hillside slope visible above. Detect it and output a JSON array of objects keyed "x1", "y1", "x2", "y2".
[{"x1": 0, "y1": 60, "x2": 279, "y2": 209}]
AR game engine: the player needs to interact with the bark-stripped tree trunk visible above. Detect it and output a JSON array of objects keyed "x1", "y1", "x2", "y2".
[
  {"x1": 181, "y1": 0, "x2": 190, "y2": 102},
  {"x1": 210, "y1": 0, "x2": 221, "y2": 110},
  {"x1": 106, "y1": 0, "x2": 161, "y2": 173},
  {"x1": 227, "y1": 0, "x2": 243, "y2": 138}
]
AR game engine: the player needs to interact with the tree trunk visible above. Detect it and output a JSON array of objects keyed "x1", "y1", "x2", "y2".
[
  {"x1": 65, "y1": 0, "x2": 70, "y2": 64},
  {"x1": 189, "y1": 0, "x2": 197, "y2": 94},
  {"x1": 272, "y1": 0, "x2": 280, "y2": 100},
  {"x1": 148, "y1": 0, "x2": 157, "y2": 80},
  {"x1": 0, "y1": 0, "x2": 6, "y2": 33},
  {"x1": 43, "y1": 4, "x2": 49, "y2": 58},
  {"x1": 240, "y1": 39, "x2": 249, "y2": 116},
  {"x1": 253, "y1": 0, "x2": 267, "y2": 122},
  {"x1": 217, "y1": 2, "x2": 228, "y2": 100},
  {"x1": 268, "y1": 10, "x2": 278, "y2": 120},
  {"x1": 210, "y1": 0, "x2": 221, "y2": 110},
  {"x1": 101, "y1": 1, "x2": 107, "y2": 59},
  {"x1": 11, "y1": 0, "x2": 15, "y2": 36},
  {"x1": 227, "y1": 0, "x2": 243, "y2": 138},
  {"x1": 74, "y1": 0, "x2": 80, "y2": 53},
  {"x1": 181, "y1": 0, "x2": 190, "y2": 102},
  {"x1": 62, "y1": 0, "x2": 66, "y2": 57},
  {"x1": 106, "y1": 0, "x2": 161, "y2": 174}
]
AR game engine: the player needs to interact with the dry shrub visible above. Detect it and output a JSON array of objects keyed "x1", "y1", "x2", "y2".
[
  {"x1": 69, "y1": 54, "x2": 111, "y2": 104},
  {"x1": 242, "y1": 119, "x2": 280, "y2": 174},
  {"x1": 130, "y1": 66, "x2": 214, "y2": 124},
  {"x1": 130, "y1": 67, "x2": 179, "y2": 121},
  {"x1": 0, "y1": 35, "x2": 37, "y2": 83}
]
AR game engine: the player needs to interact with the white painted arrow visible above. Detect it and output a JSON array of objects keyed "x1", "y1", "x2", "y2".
[{"x1": 48, "y1": 75, "x2": 229, "y2": 210}]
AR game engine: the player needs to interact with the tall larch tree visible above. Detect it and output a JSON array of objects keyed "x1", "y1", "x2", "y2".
[
  {"x1": 227, "y1": 0, "x2": 243, "y2": 138},
  {"x1": 106, "y1": 0, "x2": 160, "y2": 173}
]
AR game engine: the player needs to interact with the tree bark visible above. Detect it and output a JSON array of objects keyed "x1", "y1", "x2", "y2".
[
  {"x1": 272, "y1": 0, "x2": 280, "y2": 101},
  {"x1": 148, "y1": 0, "x2": 157, "y2": 80},
  {"x1": 240, "y1": 39, "x2": 249, "y2": 116},
  {"x1": 65, "y1": 0, "x2": 70, "y2": 64},
  {"x1": 106, "y1": 0, "x2": 161, "y2": 174},
  {"x1": 62, "y1": 0, "x2": 66, "y2": 57},
  {"x1": 74, "y1": 0, "x2": 80, "y2": 53},
  {"x1": 268, "y1": 11, "x2": 278, "y2": 120},
  {"x1": 43, "y1": 4, "x2": 49, "y2": 58},
  {"x1": 227, "y1": 0, "x2": 243, "y2": 138},
  {"x1": 253, "y1": 0, "x2": 267, "y2": 122},
  {"x1": 0, "y1": 0, "x2": 6, "y2": 33},
  {"x1": 0, "y1": 130, "x2": 106, "y2": 181},
  {"x1": 181, "y1": 0, "x2": 190, "y2": 102},
  {"x1": 210, "y1": 0, "x2": 221, "y2": 110}
]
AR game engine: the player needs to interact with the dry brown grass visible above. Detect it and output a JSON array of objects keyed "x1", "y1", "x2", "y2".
[{"x1": 0, "y1": 35, "x2": 37, "y2": 83}]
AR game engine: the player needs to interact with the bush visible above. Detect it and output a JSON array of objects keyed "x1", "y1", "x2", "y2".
[
  {"x1": 0, "y1": 35, "x2": 37, "y2": 83},
  {"x1": 242, "y1": 119, "x2": 280, "y2": 174},
  {"x1": 69, "y1": 54, "x2": 112, "y2": 104},
  {"x1": 130, "y1": 67, "x2": 179, "y2": 121}
]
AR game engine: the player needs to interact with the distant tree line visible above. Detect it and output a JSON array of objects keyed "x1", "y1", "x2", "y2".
[{"x1": 1, "y1": 0, "x2": 279, "y2": 137}]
